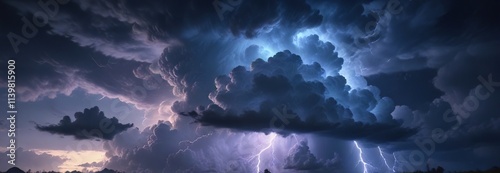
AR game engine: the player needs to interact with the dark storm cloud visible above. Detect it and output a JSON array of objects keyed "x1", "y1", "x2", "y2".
[
  {"x1": 3, "y1": 0, "x2": 500, "y2": 171},
  {"x1": 144, "y1": 40, "x2": 242, "y2": 118},
  {"x1": 410, "y1": 88, "x2": 500, "y2": 151},
  {"x1": 297, "y1": 35, "x2": 343, "y2": 76},
  {"x1": 154, "y1": 43, "x2": 226, "y2": 120},
  {"x1": 310, "y1": 0, "x2": 500, "y2": 75},
  {"x1": 365, "y1": 68, "x2": 443, "y2": 109},
  {"x1": 102, "y1": 120, "x2": 335, "y2": 173},
  {"x1": 305, "y1": 1, "x2": 500, "y2": 167},
  {"x1": 36, "y1": 106, "x2": 133, "y2": 140},
  {"x1": 433, "y1": 49, "x2": 500, "y2": 106},
  {"x1": 0, "y1": 3, "x2": 77, "y2": 101},
  {"x1": 284, "y1": 141, "x2": 337, "y2": 170},
  {"x1": 0, "y1": 3, "x2": 174, "y2": 107},
  {"x1": 0, "y1": 148, "x2": 66, "y2": 171},
  {"x1": 183, "y1": 107, "x2": 416, "y2": 143},
  {"x1": 0, "y1": 0, "x2": 326, "y2": 108},
  {"x1": 102, "y1": 121, "x2": 196, "y2": 172},
  {"x1": 383, "y1": 31, "x2": 500, "y2": 160},
  {"x1": 1, "y1": 0, "x2": 217, "y2": 109},
  {"x1": 182, "y1": 50, "x2": 417, "y2": 143},
  {"x1": 386, "y1": 91, "x2": 500, "y2": 171},
  {"x1": 305, "y1": 0, "x2": 378, "y2": 54},
  {"x1": 229, "y1": 0, "x2": 322, "y2": 38},
  {"x1": 13, "y1": 38, "x2": 172, "y2": 107},
  {"x1": 3, "y1": 0, "x2": 204, "y2": 62}
]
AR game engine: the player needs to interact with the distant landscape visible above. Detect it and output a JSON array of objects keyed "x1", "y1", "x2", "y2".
[
  {"x1": 401, "y1": 166, "x2": 500, "y2": 173},
  {"x1": 2, "y1": 166, "x2": 500, "y2": 173},
  {"x1": 0, "y1": 167, "x2": 123, "y2": 173}
]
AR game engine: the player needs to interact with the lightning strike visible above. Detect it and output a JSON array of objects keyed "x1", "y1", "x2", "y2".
[
  {"x1": 271, "y1": 142, "x2": 277, "y2": 167},
  {"x1": 292, "y1": 134, "x2": 299, "y2": 143},
  {"x1": 179, "y1": 133, "x2": 213, "y2": 146},
  {"x1": 392, "y1": 153, "x2": 400, "y2": 172},
  {"x1": 354, "y1": 141, "x2": 371, "y2": 173},
  {"x1": 175, "y1": 133, "x2": 213, "y2": 155},
  {"x1": 378, "y1": 146, "x2": 393, "y2": 172},
  {"x1": 255, "y1": 133, "x2": 277, "y2": 173}
]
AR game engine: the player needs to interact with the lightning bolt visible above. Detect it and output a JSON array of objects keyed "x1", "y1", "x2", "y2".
[
  {"x1": 392, "y1": 153, "x2": 400, "y2": 172},
  {"x1": 292, "y1": 134, "x2": 299, "y2": 143},
  {"x1": 252, "y1": 133, "x2": 277, "y2": 173},
  {"x1": 174, "y1": 133, "x2": 213, "y2": 155},
  {"x1": 179, "y1": 133, "x2": 213, "y2": 146},
  {"x1": 377, "y1": 146, "x2": 393, "y2": 172},
  {"x1": 271, "y1": 141, "x2": 277, "y2": 167},
  {"x1": 353, "y1": 141, "x2": 372, "y2": 173},
  {"x1": 167, "y1": 134, "x2": 213, "y2": 167}
]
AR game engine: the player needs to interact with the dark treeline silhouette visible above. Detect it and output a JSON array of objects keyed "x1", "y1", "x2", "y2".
[
  {"x1": 403, "y1": 165, "x2": 500, "y2": 173},
  {"x1": 261, "y1": 166, "x2": 500, "y2": 173},
  {"x1": 0, "y1": 167, "x2": 124, "y2": 173}
]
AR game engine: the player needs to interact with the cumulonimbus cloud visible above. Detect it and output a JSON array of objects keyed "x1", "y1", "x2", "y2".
[
  {"x1": 182, "y1": 50, "x2": 417, "y2": 143},
  {"x1": 36, "y1": 106, "x2": 133, "y2": 140}
]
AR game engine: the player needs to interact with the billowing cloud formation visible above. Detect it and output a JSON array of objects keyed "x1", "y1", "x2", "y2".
[
  {"x1": 365, "y1": 69, "x2": 443, "y2": 109},
  {"x1": 103, "y1": 122, "x2": 194, "y2": 172},
  {"x1": 0, "y1": 14, "x2": 174, "y2": 109},
  {"x1": 0, "y1": 0, "x2": 173, "y2": 109},
  {"x1": 284, "y1": 141, "x2": 338, "y2": 170},
  {"x1": 0, "y1": 148, "x2": 66, "y2": 171},
  {"x1": 103, "y1": 122, "x2": 190, "y2": 172},
  {"x1": 101, "y1": 120, "x2": 341, "y2": 173},
  {"x1": 183, "y1": 50, "x2": 416, "y2": 143},
  {"x1": 2, "y1": 0, "x2": 500, "y2": 172},
  {"x1": 302, "y1": 1, "x2": 500, "y2": 168},
  {"x1": 36, "y1": 106, "x2": 133, "y2": 140},
  {"x1": 311, "y1": 0, "x2": 500, "y2": 76},
  {"x1": 296, "y1": 35, "x2": 344, "y2": 76},
  {"x1": 5, "y1": 0, "x2": 174, "y2": 62},
  {"x1": 228, "y1": 0, "x2": 322, "y2": 38},
  {"x1": 103, "y1": 121, "x2": 253, "y2": 172},
  {"x1": 12, "y1": 42, "x2": 173, "y2": 108}
]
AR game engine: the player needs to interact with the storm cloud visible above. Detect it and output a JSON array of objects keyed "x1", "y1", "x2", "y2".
[
  {"x1": 182, "y1": 50, "x2": 417, "y2": 143},
  {"x1": 284, "y1": 141, "x2": 338, "y2": 171},
  {"x1": 36, "y1": 106, "x2": 133, "y2": 140},
  {"x1": 1, "y1": 0, "x2": 500, "y2": 172},
  {"x1": 0, "y1": 148, "x2": 66, "y2": 171}
]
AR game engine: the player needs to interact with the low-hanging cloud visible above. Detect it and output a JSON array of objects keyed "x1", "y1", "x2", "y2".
[{"x1": 36, "y1": 106, "x2": 133, "y2": 140}]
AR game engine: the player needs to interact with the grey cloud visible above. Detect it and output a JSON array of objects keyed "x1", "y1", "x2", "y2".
[
  {"x1": 103, "y1": 121, "x2": 246, "y2": 173},
  {"x1": 0, "y1": 19, "x2": 174, "y2": 108},
  {"x1": 284, "y1": 141, "x2": 338, "y2": 171},
  {"x1": 229, "y1": 0, "x2": 322, "y2": 38},
  {"x1": 0, "y1": 148, "x2": 66, "y2": 172},
  {"x1": 183, "y1": 50, "x2": 417, "y2": 143},
  {"x1": 103, "y1": 122, "x2": 181, "y2": 172},
  {"x1": 36, "y1": 106, "x2": 133, "y2": 140}
]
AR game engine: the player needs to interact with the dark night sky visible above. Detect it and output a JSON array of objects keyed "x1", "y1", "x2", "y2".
[{"x1": 0, "y1": 0, "x2": 500, "y2": 172}]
